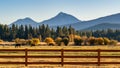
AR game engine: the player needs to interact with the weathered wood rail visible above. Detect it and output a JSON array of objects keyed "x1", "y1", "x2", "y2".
[{"x1": 0, "y1": 49, "x2": 120, "y2": 66}]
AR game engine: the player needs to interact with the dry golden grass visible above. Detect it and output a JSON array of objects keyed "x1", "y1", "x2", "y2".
[{"x1": 0, "y1": 44, "x2": 120, "y2": 68}]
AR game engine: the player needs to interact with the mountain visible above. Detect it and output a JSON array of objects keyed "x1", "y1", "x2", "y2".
[
  {"x1": 70, "y1": 13, "x2": 120, "y2": 30},
  {"x1": 82, "y1": 23, "x2": 120, "y2": 31},
  {"x1": 9, "y1": 17, "x2": 38, "y2": 27},
  {"x1": 39, "y1": 12, "x2": 81, "y2": 26},
  {"x1": 9, "y1": 12, "x2": 120, "y2": 31}
]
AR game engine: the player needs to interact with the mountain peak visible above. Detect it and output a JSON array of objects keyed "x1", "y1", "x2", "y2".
[
  {"x1": 57, "y1": 12, "x2": 70, "y2": 16},
  {"x1": 40, "y1": 12, "x2": 81, "y2": 26},
  {"x1": 21, "y1": 17, "x2": 33, "y2": 21},
  {"x1": 58, "y1": 12, "x2": 66, "y2": 15},
  {"x1": 16, "y1": 17, "x2": 38, "y2": 24},
  {"x1": 9, "y1": 17, "x2": 38, "y2": 27}
]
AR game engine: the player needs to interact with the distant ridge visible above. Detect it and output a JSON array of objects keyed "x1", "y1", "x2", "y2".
[
  {"x1": 82, "y1": 23, "x2": 120, "y2": 31},
  {"x1": 69, "y1": 13, "x2": 120, "y2": 30},
  {"x1": 9, "y1": 17, "x2": 38, "y2": 27},
  {"x1": 9, "y1": 12, "x2": 120, "y2": 31}
]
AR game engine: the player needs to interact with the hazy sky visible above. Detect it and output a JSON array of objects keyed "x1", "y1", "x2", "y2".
[{"x1": 0, "y1": 0, "x2": 120, "y2": 24}]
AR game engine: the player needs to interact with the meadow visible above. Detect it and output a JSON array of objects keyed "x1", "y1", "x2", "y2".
[{"x1": 0, "y1": 44, "x2": 120, "y2": 68}]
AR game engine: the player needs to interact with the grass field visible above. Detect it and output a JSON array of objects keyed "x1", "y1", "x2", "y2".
[{"x1": 0, "y1": 44, "x2": 120, "y2": 68}]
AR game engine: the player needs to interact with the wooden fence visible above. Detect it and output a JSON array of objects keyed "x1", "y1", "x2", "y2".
[{"x1": 0, "y1": 49, "x2": 120, "y2": 66}]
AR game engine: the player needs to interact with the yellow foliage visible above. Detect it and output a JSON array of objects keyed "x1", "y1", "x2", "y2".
[
  {"x1": 103, "y1": 37, "x2": 110, "y2": 45},
  {"x1": 55, "y1": 37, "x2": 62, "y2": 46},
  {"x1": 81, "y1": 36, "x2": 88, "y2": 40},
  {"x1": 49, "y1": 42, "x2": 55, "y2": 46},
  {"x1": 96, "y1": 37, "x2": 104, "y2": 45},
  {"x1": 31, "y1": 38, "x2": 40, "y2": 45},
  {"x1": 109, "y1": 40, "x2": 118, "y2": 45},
  {"x1": 44, "y1": 37, "x2": 54, "y2": 44},
  {"x1": 14, "y1": 38, "x2": 26, "y2": 44},
  {"x1": 74, "y1": 35, "x2": 81, "y2": 39},
  {"x1": 14, "y1": 38, "x2": 19, "y2": 43},
  {"x1": 0, "y1": 39, "x2": 3, "y2": 44},
  {"x1": 0, "y1": 39, "x2": 3, "y2": 42},
  {"x1": 88, "y1": 37, "x2": 96, "y2": 45}
]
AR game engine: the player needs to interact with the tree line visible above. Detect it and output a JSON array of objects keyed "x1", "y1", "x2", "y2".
[
  {"x1": 0, "y1": 24, "x2": 75, "y2": 41},
  {"x1": 78, "y1": 29, "x2": 120, "y2": 41},
  {"x1": 0, "y1": 24, "x2": 120, "y2": 42}
]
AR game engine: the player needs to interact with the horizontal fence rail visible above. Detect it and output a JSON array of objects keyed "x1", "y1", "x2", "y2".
[{"x1": 0, "y1": 49, "x2": 120, "y2": 66}]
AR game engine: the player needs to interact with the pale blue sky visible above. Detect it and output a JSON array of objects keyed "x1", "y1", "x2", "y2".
[{"x1": 0, "y1": 0, "x2": 120, "y2": 24}]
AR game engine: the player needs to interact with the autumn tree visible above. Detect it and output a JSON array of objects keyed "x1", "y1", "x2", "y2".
[
  {"x1": 55, "y1": 37, "x2": 62, "y2": 46},
  {"x1": 44, "y1": 37, "x2": 55, "y2": 45}
]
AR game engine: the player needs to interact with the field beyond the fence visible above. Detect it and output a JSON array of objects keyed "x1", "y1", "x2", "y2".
[{"x1": 0, "y1": 44, "x2": 120, "y2": 68}]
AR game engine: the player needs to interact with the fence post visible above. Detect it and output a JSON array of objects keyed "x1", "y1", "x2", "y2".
[
  {"x1": 25, "y1": 48, "x2": 28, "y2": 66},
  {"x1": 98, "y1": 49, "x2": 100, "y2": 66},
  {"x1": 61, "y1": 49, "x2": 64, "y2": 66}
]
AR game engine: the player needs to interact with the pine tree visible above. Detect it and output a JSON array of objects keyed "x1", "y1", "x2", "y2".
[
  {"x1": 11, "y1": 24, "x2": 17, "y2": 40},
  {"x1": 45, "y1": 25, "x2": 51, "y2": 37},
  {"x1": 51, "y1": 28, "x2": 55, "y2": 39},
  {"x1": 56, "y1": 26, "x2": 63, "y2": 37},
  {"x1": 24, "y1": 25, "x2": 29, "y2": 39},
  {"x1": 41, "y1": 24, "x2": 46, "y2": 40},
  {"x1": 62, "y1": 26, "x2": 69, "y2": 36},
  {"x1": 18, "y1": 25, "x2": 24, "y2": 39}
]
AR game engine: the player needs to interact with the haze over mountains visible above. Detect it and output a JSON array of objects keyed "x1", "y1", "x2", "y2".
[{"x1": 9, "y1": 12, "x2": 120, "y2": 31}]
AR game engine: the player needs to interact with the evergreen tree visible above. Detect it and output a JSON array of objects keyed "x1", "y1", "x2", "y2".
[
  {"x1": 41, "y1": 24, "x2": 46, "y2": 40},
  {"x1": 17, "y1": 25, "x2": 24, "y2": 39},
  {"x1": 24, "y1": 25, "x2": 29, "y2": 39},
  {"x1": 11, "y1": 24, "x2": 17, "y2": 40},
  {"x1": 62, "y1": 26, "x2": 69, "y2": 36},
  {"x1": 56, "y1": 26, "x2": 63, "y2": 37},
  {"x1": 45, "y1": 25, "x2": 51, "y2": 37}
]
